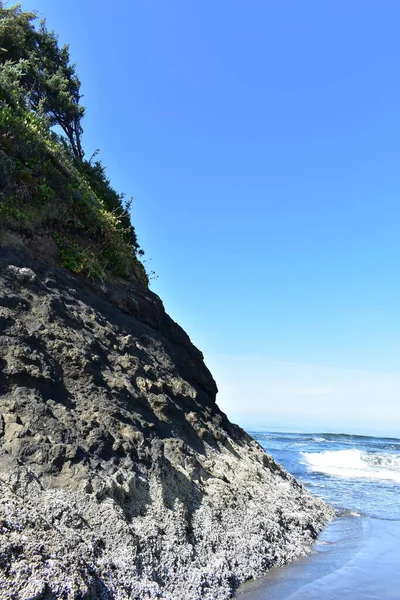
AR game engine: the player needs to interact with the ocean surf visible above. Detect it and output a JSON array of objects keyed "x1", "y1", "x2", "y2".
[{"x1": 236, "y1": 428, "x2": 400, "y2": 600}]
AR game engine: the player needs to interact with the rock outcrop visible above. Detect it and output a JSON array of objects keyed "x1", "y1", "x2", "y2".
[{"x1": 0, "y1": 243, "x2": 334, "y2": 600}]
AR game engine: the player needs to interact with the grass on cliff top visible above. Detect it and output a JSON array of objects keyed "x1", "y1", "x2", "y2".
[{"x1": 0, "y1": 4, "x2": 148, "y2": 285}]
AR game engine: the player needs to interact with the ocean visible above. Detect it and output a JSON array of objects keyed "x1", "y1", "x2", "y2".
[{"x1": 236, "y1": 428, "x2": 400, "y2": 600}]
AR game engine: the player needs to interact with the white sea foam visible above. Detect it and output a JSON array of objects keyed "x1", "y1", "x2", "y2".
[
  {"x1": 301, "y1": 448, "x2": 400, "y2": 483},
  {"x1": 312, "y1": 436, "x2": 327, "y2": 443}
]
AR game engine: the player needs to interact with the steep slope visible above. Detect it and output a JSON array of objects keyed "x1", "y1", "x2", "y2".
[{"x1": 0, "y1": 241, "x2": 334, "y2": 600}]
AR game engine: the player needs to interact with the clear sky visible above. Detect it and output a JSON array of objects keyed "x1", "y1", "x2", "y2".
[{"x1": 20, "y1": 0, "x2": 400, "y2": 435}]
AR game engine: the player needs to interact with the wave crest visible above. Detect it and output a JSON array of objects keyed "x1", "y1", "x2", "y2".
[{"x1": 301, "y1": 448, "x2": 400, "y2": 483}]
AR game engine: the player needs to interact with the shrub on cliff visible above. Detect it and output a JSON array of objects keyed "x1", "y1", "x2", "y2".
[{"x1": 0, "y1": 3, "x2": 147, "y2": 285}]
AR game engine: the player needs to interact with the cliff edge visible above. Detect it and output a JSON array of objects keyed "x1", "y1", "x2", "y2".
[{"x1": 0, "y1": 242, "x2": 334, "y2": 600}]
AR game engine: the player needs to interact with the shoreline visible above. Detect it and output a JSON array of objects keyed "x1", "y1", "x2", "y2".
[
  {"x1": 236, "y1": 513, "x2": 400, "y2": 600},
  {"x1": 236, "y1": 514, "x2": 363, "y2": 598}
]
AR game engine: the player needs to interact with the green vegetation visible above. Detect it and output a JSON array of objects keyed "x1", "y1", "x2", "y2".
[{"x1": 0, "y1": 3, "x2": 148, "y2": 285}]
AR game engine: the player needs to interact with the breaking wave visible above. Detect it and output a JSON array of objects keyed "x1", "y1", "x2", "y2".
[{"x1": 301, "y1": 448, "x2": 400, "y2": 483}]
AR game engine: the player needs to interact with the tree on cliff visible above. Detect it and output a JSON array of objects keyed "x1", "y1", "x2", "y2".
[
  {"x1": 0, "y1": 2, "x2": 85, "y2": 160},
  {"x1": 0, "y1": 3, "x2": 147, "y2": 283}
]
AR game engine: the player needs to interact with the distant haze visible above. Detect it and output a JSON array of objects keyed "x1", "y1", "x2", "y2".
[{"x1": 211, "y1": 355, "x2": 400, "y2": 438}]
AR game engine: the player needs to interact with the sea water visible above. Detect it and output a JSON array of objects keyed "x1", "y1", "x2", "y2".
[{"x1": 236, "y1": 429, "x2": 400, "y2": 599}]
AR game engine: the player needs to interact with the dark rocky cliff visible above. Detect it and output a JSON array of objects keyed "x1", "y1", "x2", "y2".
[{"x1": 0, "y1": 241, "x2": 334, "y2": 600}]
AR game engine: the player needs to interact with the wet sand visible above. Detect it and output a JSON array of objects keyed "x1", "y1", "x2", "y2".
[{"x1": 236, "y1": 515, "x2": 400, "y2": 600}]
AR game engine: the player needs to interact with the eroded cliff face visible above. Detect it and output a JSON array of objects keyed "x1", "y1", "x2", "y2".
[{"x1": 0, "y1": 243, "x2": 334, "y2": 600}]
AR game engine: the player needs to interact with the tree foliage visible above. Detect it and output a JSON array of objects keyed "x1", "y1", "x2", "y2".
[
  {"x1": 0, "y1": 2, "x2": 84, "y2": 159},
  {"x1": 0, "y1": 2, "x2": 147, "y2": 284}
]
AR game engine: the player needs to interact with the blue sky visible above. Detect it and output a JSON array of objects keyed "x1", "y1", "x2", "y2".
[{"x1": 20, "y1": 0, "x2": 400, "y2": 435}]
